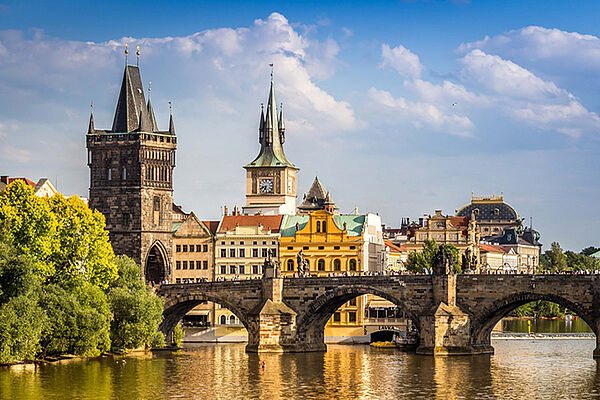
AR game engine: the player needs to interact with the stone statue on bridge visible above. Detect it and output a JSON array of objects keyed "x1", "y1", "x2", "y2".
[
  {"x1": 296, "y1": 250, "x2": 309, "y2": 275},
  {"x1": 263, "y1": 248, "x2": 281, "y2": 278}
]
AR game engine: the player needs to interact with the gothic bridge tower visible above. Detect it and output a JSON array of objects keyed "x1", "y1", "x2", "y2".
[
  {"x1": 243, "y1": 74, "x2": 299, "y2": 215},
  {"x1": 86, "y1": 56, "x2": 177, "y2": 283}
]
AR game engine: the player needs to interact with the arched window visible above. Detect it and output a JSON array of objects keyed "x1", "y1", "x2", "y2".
[
  {"x1": 317, "y1": 259, "x2": 325, "y2": 271},
  {"x1": 349, "y1": 259, "x2": 357, "y2": 271},
  {"x1": 333, "y1": 259, "x2": 341, "y2": 271},
  {"x1": 316, "y1": 221, "x2": 321, "y2": 232},
  {"x1": 287, "y1": 259, "x2": 294, "y2": 271},
  {"x1": 229, "y1": 315, "x2": 236, "y2": 325},
  {"x1": 220, "y1": 315, "x2": 227, "y2": 325},
  {"x1": 322, "y1": 221, "x2": 327, "y2": 233}
]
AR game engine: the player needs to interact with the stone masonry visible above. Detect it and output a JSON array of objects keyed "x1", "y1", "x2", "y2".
[{"x1": 157, "y1": 274, "x2": 600, "y2": 357}]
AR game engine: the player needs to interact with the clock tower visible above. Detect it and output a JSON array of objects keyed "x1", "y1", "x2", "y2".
[{"x1": 243, "y1": 74, "x2": 298, "y2": 215}]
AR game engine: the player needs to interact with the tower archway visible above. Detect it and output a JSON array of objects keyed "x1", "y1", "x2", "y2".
[{"x1": 145, "y1": 241, "x2": 169, "y2": 284}]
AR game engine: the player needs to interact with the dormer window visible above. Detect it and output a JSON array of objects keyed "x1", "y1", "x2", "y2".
[{"x1": 493, "y1": 208, "x2": 500, "y2": 217}]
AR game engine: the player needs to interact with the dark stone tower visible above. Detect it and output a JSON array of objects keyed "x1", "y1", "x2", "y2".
[{"x1": 86, "y1": 63, "x2": 177, "y2": 283}]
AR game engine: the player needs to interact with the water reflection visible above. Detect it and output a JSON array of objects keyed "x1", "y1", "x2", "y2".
[{"x1": 1, "y1": 341, "x2": 599, "y2": 400}]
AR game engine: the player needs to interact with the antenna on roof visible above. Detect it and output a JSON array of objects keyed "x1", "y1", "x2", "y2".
[
  {"x1": 136, "y1": 46, "x2": 140, "y2": 66},
  {"x1": 124, "y1": 43, "x2": 129, "y2": 65}
]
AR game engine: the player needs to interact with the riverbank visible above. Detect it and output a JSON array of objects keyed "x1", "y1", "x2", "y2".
[{"x1": 492, "y1": 332, "x2": 595, "y2": 339}]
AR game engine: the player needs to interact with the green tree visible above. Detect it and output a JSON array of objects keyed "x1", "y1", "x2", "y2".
[
  {"x1": 436, "y1": 244, "x2": 462, "y2": 274},
  {"x1": 0, "y1": 295, "x2": 47, "y2": 364},
  {"x1": 405, "y1": 239, "x2": 439, "y2": 273},
  {"x1": 565, "y1": 251, "x2": 600, "y2": 272},
  {"x1": 0, "y1": 241, "x2": 41, "y2": 304},
  {"x1": 46, "y1": 194, "x2": 117, "y2": 289},
  {"x1": 108, "y1": 256, "x2": 164, "y2": 352},
  {"x1": 0, "y1": 181, "x2": 58, "y2": 276},
  {"x1": 540, "y1": 242, "x2": 567, "y2": 272},
  {"x1": 38, "y1": 281, "x2": 111, "y2": 357},
  {"x1": 172, "y1": 323, "x2": 184, "y2": 347}
]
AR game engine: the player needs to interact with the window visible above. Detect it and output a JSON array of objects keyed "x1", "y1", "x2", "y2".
[
  {"x1": 122, "y1": 213, "x2": 129, "y2": 226},
  {"x1": 239, "y1": 248, "x2": 245, "y2": 258},
  {"x1": 182, "y1": 261, "x2": 188, "y2": 270},
  {"x1": 262, "y1": 241, "x2": 267, "y2": 245},
  {"x1": 287, "y1": 259, "x2": 294, "y2": 271},
  {"x1": 252, "y1": 265, "x2": 259, "y2": 274},
  {"x1": 322, "y1": 221, "x2": 327, "y2": 232},
  {"x1": 203, "y1": 260, "x2": 208, "y2": 269},
  {"x1": 176, "y1": 261, "x2": 181, "y2": 270},
  {"x1": 349, "y1": 298, "x2": 356, "y2": 306},
  {"x1": 287, "y1": 246, "x2": 293, "y2": 250},
  {"x1": 271, "y1": 241, "x2": 276, "y2": 245},
  {"x1": 349, "y1": 259, "x2": 357, "y2": 271},
  {"x1": 189, "y1": 245, "x2": 195, "y2": 252},
  {"x1": 176, "y1": 278, "x2": 181, "y2": 284},
  {"x1": 253, "y1": 241, "x2": 258, "y2": 245},
  {"x1": 303, "y1": 246, "x2": 309, "y2": 250},
  {"x1": 229, "y1": 265, "x2": 236, "y2": 274},
  {"x1": 316, "y1": 221, "x2": 321, "y2": 232},
  {"x1": 182, "y1": 245, "x2": 188, "y2": 252},
  {"x1": 239, "y1": 265, "x2": 245, "y2": 275},
  {"x1": 317, "y1": 259, "x2": 325, "y2": 271},
  {"x1": 318, "y1": 246, "x2": 324, "y2": 250},
  {"x1": 203, "y1": 244, "x2": 208, "y2": 252},
  {"x1": 271, "y1": 248, "x2": 277, "y2": 257},
  {"x1": 176, "y1": 245, "x2": 181, "y2": 252},
  {"x1": 189, "y1": 261, "x2": 195, "y2": 270},
  {"x1": 334, "y1": 246, "x2": 340, "y2": 250},
  {"x1": 221, "y1": 241, "x2": 225, "y2": 245},
  {"x1": 220, "y1": 315, "x2": 227, "y2": 325},
  {"x1": 350, "y1": 246, "x2": 356, "y2": 250},
  {"x1": 252, "y1": 248, "x2": 259, "y2": 258},
  {"x1": 240, "y1": 241, "x2": 245, "y2": 245},
  {"x1": 262, "y1": 248, "x2": 268, "y2": 258},
  {"x1": 334, "y1": 259, "x2": 341, "y2": 271},
  {"x1": 493, "y1": 208, "x2": 500, "y2": 216},
  {"x1": 230, "y1": 241, "x2": 235, "y2": 245},
  {"x1": 196, "y1": 244, "x2": 202, "y2": 252},
  {"x1": 229, "y1": 315, "x2": 236, "y2": 325},
  {"x1": 122, "y1": 167, "x2": 127, "y2": 180},
  {"x1": 220, "y1": 249, "x2": 226, "y2": 258},
  {"x1": 349, "y1": 312, "x2": 357, "y2": 323},
  {"x1": 220, "y1": 265, "x2": 227, "y2": 274},
  {"x1": 229, "y1": 248, "x2": 236, "y2": 258},
  {"x1": 333, "y1": 312, "x2": 341, "y2": 323}
]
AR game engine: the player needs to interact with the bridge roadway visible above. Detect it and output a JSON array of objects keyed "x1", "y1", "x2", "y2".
[{"x1": 157, "y1": 273, "x2": 600, "y2": 357}]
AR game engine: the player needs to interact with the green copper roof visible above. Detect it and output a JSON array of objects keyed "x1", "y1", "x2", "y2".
[
  {"x1": 591, "y1": 250, "x2": 600, "y2": 259},
  {"x1": 280, "y1": 215, "x2": 309, "y2": 237},
  {"x1": 245, "y1": 77, "x2": 296, "y2": 169},
  {"x1": 172, "y1": 221, "x2": 183, "y2": 233},
  {"x1": 333, "y1": 215, "x2": 365, "y2": 236},
  {"x1": 280, "y1": 214, "x2": 365, "y2": 237}
]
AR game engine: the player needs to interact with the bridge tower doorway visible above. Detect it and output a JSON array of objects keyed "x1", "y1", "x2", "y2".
[{"x1": 145, "y1": 242, "x2": 168, "y2": 284}]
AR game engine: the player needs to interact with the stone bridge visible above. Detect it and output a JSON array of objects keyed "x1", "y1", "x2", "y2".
[{"x1": 157, "y1": 274, "x2": 600, "y2": 357}]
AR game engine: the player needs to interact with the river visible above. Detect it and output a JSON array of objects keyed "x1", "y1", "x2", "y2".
[{"x1": 2, "y1": 339, "x2": 599, "y2": 399}]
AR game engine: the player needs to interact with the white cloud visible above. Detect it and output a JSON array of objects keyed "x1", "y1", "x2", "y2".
[
  {"x1": 367, "y1": 87, "x2": 474, "y2": 137},
  {"x1": 459, "y1": 49, "x2": 565, "y2": 100},
  {"x1": 379, "y1": 44, "x2": 423, "y2": 78},
  {"x1": 0, "y1": 144, "x2": 32, "y2": 163}
]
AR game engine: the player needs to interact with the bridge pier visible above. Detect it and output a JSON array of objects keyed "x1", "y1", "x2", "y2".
[{"x1": 416, "y1": 274, "x2": 492, "y2": 356}]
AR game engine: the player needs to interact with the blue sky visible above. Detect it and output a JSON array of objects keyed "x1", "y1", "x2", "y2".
[{"x1": 0, "y1": 0, "x2": 599, "y2": 251}]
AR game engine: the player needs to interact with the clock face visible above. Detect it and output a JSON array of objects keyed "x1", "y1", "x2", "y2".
[{"x1": 259, "y1": 178, "x2": 274, "y2": 193}]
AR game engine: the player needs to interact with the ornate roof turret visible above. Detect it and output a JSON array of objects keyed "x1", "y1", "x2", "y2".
[
  {"x1": 147, "y1": 98, "x2": 158, "y2": 132},
  {"x1": 137, "y1": 99, "x2": 153, "y2": 132},
  {"x1": 298, "y1": 177, "x2": 337, "y2": 212},
  {"x1": 278, "y1": 103, "x2": 285, "y2": 144},
  {"x1": 245, "y1": 73, "x2": 296, "y2": 169},
  {"x1": 169, "y1": 113, "x2": 175, "y2": 135}
]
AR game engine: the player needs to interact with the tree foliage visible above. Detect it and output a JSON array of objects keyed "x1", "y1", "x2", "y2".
[
  {"x1": 405, "y1": 240, "x2": 461, "y2": 274},
  {"x1": 0, "y1": 295, "x2": 47, "y2": 364}
]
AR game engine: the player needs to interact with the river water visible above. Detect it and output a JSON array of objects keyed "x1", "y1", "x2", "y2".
[{"x1": 2, "y1": 338, "x2": 599, "y2": 400}]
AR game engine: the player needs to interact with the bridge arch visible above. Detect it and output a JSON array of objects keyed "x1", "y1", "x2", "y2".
[
  {"x1": 159, "y1": 292, "x2": 254, "y2": 340},
  {"x1": 294, "y1": 284, "x2": 422, "y2": 348},
  {"x1": 470, "y1": 291, "x2": 597, "y2": 349}
]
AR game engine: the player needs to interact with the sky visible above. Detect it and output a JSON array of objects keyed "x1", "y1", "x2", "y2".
[{"x1": 0, "y1": 0, "x2": 599, "y2": 252}]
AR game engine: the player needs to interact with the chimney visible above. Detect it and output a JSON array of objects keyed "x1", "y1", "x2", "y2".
[
  {"x1": 435, "y1": 209, "x2": 442, "y2": 216},
  {"x1": 418, "y1": 217, "x2": 424, "y2": 227},
  {"x1": 0, "y1": 176, "x2": 8, "y2": 185},
  {"x1": 224, "y1": 205, "x2": 229, "y2": 216}
]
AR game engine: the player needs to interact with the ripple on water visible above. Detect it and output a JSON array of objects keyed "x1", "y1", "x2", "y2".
[{"x1": 1, "y1": 340, "x2": 600, "y2": 400}]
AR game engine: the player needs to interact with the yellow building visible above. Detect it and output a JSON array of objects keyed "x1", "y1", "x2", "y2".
[{"x1": 279, "y1": 178, "x2": 384, "y2": 341}]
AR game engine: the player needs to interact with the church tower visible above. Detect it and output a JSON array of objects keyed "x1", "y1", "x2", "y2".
[
  {"x1": 86, "y1": 54, "x2": 177, "y2": 283},
  {"x1": 243, "y1": 73, "x2": 298, "y2": 215}
]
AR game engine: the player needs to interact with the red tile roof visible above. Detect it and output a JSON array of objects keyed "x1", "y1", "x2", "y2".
[
  {"x1": 202, "y1": 220, "x2": 220, "y2": 235},
  {"x1": 384, "y1": 239, "x2": 406, "y2": 253},
  {"x1": 7, "y1": 177, "x2": 37, "y2": 187},
  {"x1": 218, "y1": 215, "x2": 283, "y2": 233},
  {"x1": 480, "y1": 244, "x2": 506, "y2": 253},
  {"x1": 448, "y1": 216, "x2": 470, "y2": 228}
]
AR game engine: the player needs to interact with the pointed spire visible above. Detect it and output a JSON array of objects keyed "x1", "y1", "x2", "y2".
[
  {"x1": 137, "y1": 98, "x2": 152, "y2": 132},
  {"x1": 111, "y1": 65, "x2": 149, "y2": 132},
  {"x1": 147, "y1": 83, "x2": 158, "y2": 132},
  {"x1": 258, "y1": 103, "x2": 265, "y2": 143},
  {"x1": 264, "y1": 71, "x2": 278, "y2": 143},
  {"x1": 168, "y1": 101, "x2": 175, "y2": 135},
  {"x1": 88, "y1": 102, "x2": 95, "y2": 134},
  {"x1": 278, "y1": 103, "x2": 285, "y2": 144}
]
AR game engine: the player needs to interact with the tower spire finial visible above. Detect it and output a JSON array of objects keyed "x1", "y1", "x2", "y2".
[
  {"x1": 124, "y1": 43, "x2": 128, "y2": 65},
  {"x1": 136, "y1": 46, "x2": 140, "y2": 67},
  {"x1": 269, "y1": 63, "x2": 274, "y2": 82},
  {"x1": 148, "y1": 81, "x2": 152, "y2": 99},
  {"x1": 168, "y1": 101, "x2": 172, "y2": 116}
]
